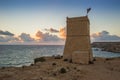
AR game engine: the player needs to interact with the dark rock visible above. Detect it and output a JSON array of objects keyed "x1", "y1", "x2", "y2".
[
  {"x1": 69, "y1": 59, "x2": 72, "y2": 63},
  {"x1": 34, "y1": 57, "x2": 46, "y2": 63}
]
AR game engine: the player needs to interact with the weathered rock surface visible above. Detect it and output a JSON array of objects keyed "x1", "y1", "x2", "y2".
[{"x1": 0, "y1": 57, "x2": 120, "y2": 80}]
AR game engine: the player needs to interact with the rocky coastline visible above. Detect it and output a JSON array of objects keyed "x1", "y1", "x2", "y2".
[
  {"x1": 92, "y1": 42, "x2": 120, "y2": 53},
  {"x1": 0, "y1": 56, "x2": 120, "y2": 80}
]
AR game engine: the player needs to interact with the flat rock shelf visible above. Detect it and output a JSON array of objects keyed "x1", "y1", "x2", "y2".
[{"x1": 0, "y1": 57, "x2": 120, "y2": 80}]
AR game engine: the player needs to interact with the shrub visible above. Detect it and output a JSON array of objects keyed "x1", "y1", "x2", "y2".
[
  {"x1": 77, "y1": 70, "x2": 80, "y2": 72},
  {"x1": 66, "y1": 66, "x2": 69, "y2": 69},
  {"x1": 74, "y1": 67, "x2": 77, "y2": 70},
  {"x1": 61, "y1": 56, "x2": 63, "y2": 58},
  {"x1": 60, "y1": 68, "x2": 66, "y2": 74},
  {"x1": 30, "y1": 64, "x2": 34, "y2": 66},
  {"x1": 52, "y1": 63, "x2": 56, "y2": 66},
  {"x1": 22, "y1": 66, "x2": 26, "y2": 68},
  {"x1": 63, "y1": 59, "x2": 68, "y2": 61},
  {"x1": 53, "y1": 73, "x2": 57, "y2": 76},
  {"x1": 105, "y1": 58, "x2": 113, "y2": 60},
  {"x1": 69, "y1": 59, "x2": 72, "y2": 63},
  {"x1": 1, "y1": 67, "x2": 5, "y2": 69},
  {"x1": 89, "y1": 61, "x2": 94, "y2": 64},
  {"x1": 93, "y1": 58, "x2": 96, "y2": 61},
  {"x1": 54, "y1": 55, "x2": 62, "y2": 59},
  {"x1": 34, "y1": 57, "x2": 46, "y2": 63}
]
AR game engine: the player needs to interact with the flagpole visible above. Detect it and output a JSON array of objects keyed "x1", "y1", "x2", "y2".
[{"x1": 86, "y1": 13, "x2": 88, "y2": 16}]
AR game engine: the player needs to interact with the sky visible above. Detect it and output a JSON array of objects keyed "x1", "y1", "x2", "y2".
[{"x1": 0, "y1": 0, "x2": 120, "y2": 45}]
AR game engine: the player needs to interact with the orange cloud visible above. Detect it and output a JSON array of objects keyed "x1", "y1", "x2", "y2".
[
  {"x1": 35, "y1": 30, "x2": 43, "y2": 40},
  {"x1": 59, "y1": 27, "x2": 66, "y2": 39}
]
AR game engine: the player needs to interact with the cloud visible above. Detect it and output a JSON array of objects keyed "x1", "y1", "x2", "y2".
[
  {"x1": 0, "y1": 30, "x2": 14, "y2": 36},
  {"x1": 44, "y1": 28, "x2": 59, "y2": 33},
  {"x1": 35, "y1": 30, "x2": 64, "y2": 42},
  {"x1": 44, "y1": 27, "x2": 66, "y2": 39},
  {"x1": 35, "y1": 30, "x2": 43, "y2": 39},
  {"x1": 19, "y1": 33, "x2": 35, "y2": 42},
  {"x1": 0, "y1": 32, "x2": 35, "y2": 44},
  {"x1": 0, "y1": 30, "x2": 19, "y2": 43},
  {"x1": 59, "y1": 27, "x2": 66, "y2": 39},
  {"x1": 0, "y1": 36, "x2": 19, "y2": 43},
  {"x1": 0, "y1": 29, "x2": 66, "y2": 45},
  {"x1": 91, "y1": 30, "x2": 120, "y2": 42},
  {"x1": 0, "y1": 36, "x2": 8, "y2": 42},
  {"x1": 42, "y1": 33, "x2": 62, "y2": 42}
]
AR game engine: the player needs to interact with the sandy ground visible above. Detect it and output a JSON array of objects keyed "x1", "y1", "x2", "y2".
[{"x1": 0, "y1": 57, "x2": 120, "y2": 80}]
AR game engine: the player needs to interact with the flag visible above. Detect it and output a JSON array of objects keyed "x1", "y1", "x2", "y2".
[{"x1": 87, "y1": 8, "x2": 91, "y2": 14}]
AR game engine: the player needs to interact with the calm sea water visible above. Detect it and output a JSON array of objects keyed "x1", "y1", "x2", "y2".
[{"x1": 0, "y1": 45, "x2": 120, "y2": 67}]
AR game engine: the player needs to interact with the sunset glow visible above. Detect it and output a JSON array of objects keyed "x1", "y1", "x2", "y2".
[{"x1": 0, "y1": 0, "x2": 120, "y2": 45}]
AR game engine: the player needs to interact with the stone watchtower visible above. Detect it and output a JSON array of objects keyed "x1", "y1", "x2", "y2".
[{"x1": 63, "y1": 16, "x2": 93, "y2": 64}]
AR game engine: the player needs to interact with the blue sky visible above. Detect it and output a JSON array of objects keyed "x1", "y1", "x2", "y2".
[{"x1": 0, "y1": 0, "x2": 120, "y2": 44}]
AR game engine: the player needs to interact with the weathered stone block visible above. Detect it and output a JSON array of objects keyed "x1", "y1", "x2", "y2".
[{"x1": 72, "y1": 51, "x2": 89, "y2": 64}]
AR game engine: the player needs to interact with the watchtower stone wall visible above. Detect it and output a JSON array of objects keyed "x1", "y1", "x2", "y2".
[{"x1": 63, "y1": 16, "x2": 93, "y2": 64}]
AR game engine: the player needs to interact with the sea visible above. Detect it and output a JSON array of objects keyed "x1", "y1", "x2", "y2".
[{"x1": 0, "y1": 45, "x2": 120, "y2": 67}]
